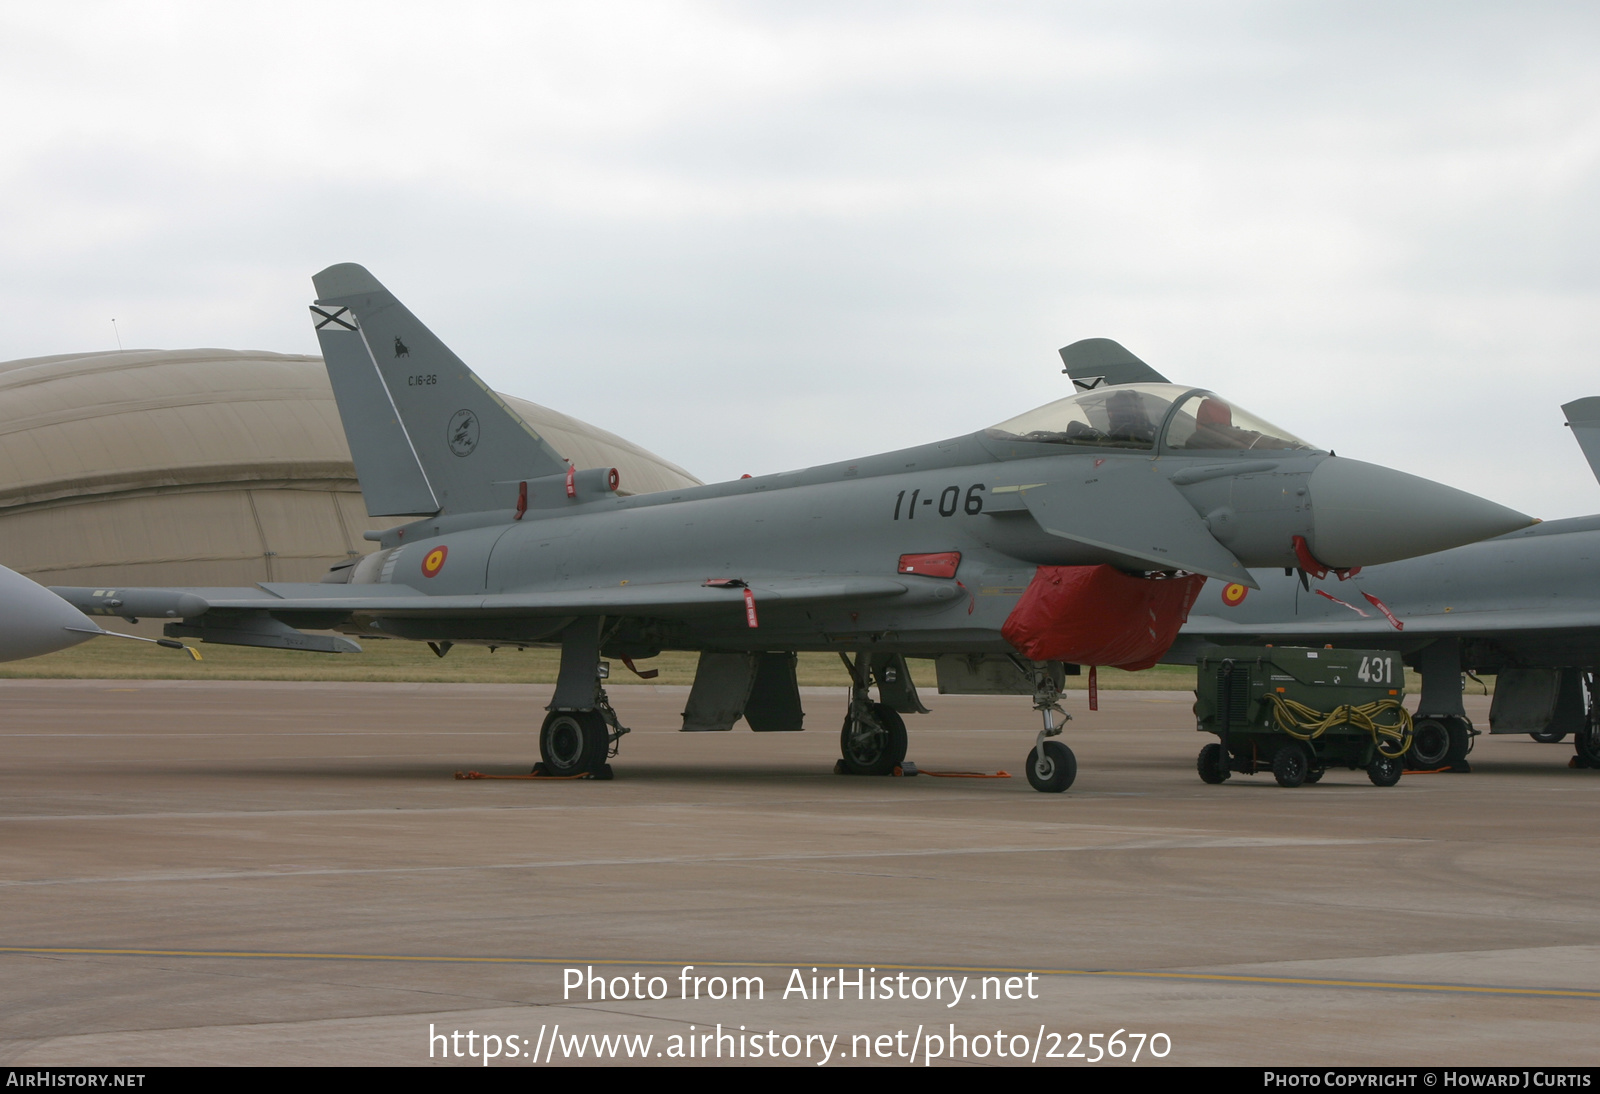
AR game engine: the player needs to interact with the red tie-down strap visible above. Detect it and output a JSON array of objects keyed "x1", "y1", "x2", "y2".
[
  {"x1": 1361, "y1": 591, "x2": 1404, "y2": 630},
  {"x1": 744, "y1": 588, "x2": 759, "y2": 628},
  {"x1": 565, "y1": 463, "x2": 576, "y2": 498},
  {"x1": 1000, "y1": 564, "x2": 1206, "y2": 670},
  {"x1": 1314, "y1": 586, "x2": 1402, "y2": 629},
  {"x1": 1314, "y1": 589, "x2": 1369, "y2": 617}
]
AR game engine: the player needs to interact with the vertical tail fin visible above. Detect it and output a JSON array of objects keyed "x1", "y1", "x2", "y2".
[
  {"x1": 310, "y1": 263, "x2": 570, "y2": 516},
  {"x1": 1563, "y1": 397, "x2": 1600, "y2": 487}
]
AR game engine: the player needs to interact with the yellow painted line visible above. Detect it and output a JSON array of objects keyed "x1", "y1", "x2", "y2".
[{"x1": 1, "y1": 947, "x2": 1595, "y2": 999}]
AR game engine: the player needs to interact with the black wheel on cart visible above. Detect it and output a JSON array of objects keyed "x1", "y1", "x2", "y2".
[
  {"x1": 1271, "y1": 742, "x2": 1310, "y2": 788},
  {"x1": 1367, "y1": 754, "x2": 1404, "y2": 787},
  {"x1": 1196, "y1": 743, "x2": 1230, "y2": 784}
]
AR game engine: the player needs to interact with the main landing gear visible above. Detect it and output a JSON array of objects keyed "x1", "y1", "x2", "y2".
[
  {"x1": 837, "y1": 653, "x2": 908, "y2": 776},
  {"x1": 537, "y1": 618, "x2": 630, "y2": 778},
  {"x1": 1407, "y1": 715, "x2": 1473, "y2": 770},
  {"x1": 1573, "y1": 673, "x2": 1600, "y2": 769},
  {"x1": 538, "y1": 690, "x2": 629, "y2": 778},
  {"x1": 1025, "y1": 663, "x2": 1076, "y2": 794}
]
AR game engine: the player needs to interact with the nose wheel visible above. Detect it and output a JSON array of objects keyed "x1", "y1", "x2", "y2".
[
  {"x1": 1026, "y1": 740, "x2": 1077, "y2": 793},
  {"x1": 1024, "y1": 660, "x2": 1075, "y2": 793}
]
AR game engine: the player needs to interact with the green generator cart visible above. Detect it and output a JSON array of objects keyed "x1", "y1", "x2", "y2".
[{"x1": 1194, "y1": 646, "x2": 1414, "y2": 788}]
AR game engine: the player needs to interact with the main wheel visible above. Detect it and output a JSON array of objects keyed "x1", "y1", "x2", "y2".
[
  {"x1": 838, "y1": 704, "x2": 907, "y2": 776},
  {"x1": 1367, "y1": 754, "x2": 1403, "y2": 787},
  {"x1": 1410, "y1": 718, "x2": 1452, "y2": 768},
  {"x1": 1196, "y1": 743, "x2": 1230, "y2": 784},
  {"x1": 1272, "y1": 742, "x2": 1310, "y2": 788},
  {"x1": 539, "y1": 710, "x2": 608, "y2": 776},
  {"x1": 1575, "y1": 722, "x2": 1600, "y2": 766},
  {"x1": 1026, "y1": 740, "x2": 1077, "y2": 793},
  {"x1": 1530, "y1": 728, "x2": 1569, "y2": 744}
]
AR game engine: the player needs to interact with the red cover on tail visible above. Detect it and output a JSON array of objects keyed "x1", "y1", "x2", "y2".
[{"x1": 1000, "y1": 565, "x2": 1206, "y2": 670}]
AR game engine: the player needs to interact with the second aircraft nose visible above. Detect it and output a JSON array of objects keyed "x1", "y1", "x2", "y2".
[{"x1": 1306, "y1": 457, "x2": 1535, "y2": 569}]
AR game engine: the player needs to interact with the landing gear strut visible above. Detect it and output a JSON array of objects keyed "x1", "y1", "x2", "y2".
[
  {"x1": 537, "y1": 618, "x2": 630, "y2": 778},
  {"x1": 837, "y1": 653, "x2": 907, "y2": 775},
  {"x1": 1407, "y1": 639, "x2": 1474, "y2": 771},
  {"x1": 1025, "y1": 661, "x2": 1076, "y2": 793}
]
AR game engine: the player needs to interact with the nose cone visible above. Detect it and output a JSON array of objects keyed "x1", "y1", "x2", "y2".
[
  {"x1": 0, "y1": 564, "x2": 98, "y2": 662},
  {"x1": 1308, "y1": 458, "x2": 1535, "y2": 568}
]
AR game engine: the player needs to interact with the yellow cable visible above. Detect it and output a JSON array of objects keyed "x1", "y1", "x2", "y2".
[{"x1": 1263, "y1": 693, "x2": 1413, "y2": 758}]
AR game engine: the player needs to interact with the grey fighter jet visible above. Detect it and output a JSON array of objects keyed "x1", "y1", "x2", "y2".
[
  {"x1": 1174, "y1": 397, "x2": 1600, "y2": 773},
  {"x1": 49, "y1": 265, "x2": 1534, "y2": 791}
]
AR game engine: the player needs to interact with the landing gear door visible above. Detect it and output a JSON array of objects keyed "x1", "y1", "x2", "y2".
[
  {"x1": 935, "y1": 654, "x2": 1067, "y2": 695},
  {"x1": 681, "y1": 652, "x2": 756, "y2": 732},
  {"x1": 746, "y1": 652, "x2": 805, "y2": 732},
  {"x1": 870, "y1": 653, "x2": 929, "y2": 714},
  {"x1": 1488, "y1": 668, "x2": 1562, "y2": 734}
]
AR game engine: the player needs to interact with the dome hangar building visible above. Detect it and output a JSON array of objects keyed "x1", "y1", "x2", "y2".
[{"x1": 0, "y1": 348, "x2": 700, "y2": 598}]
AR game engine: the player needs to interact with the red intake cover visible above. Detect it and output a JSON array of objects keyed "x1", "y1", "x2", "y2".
[{"x1": 1000, "y1": 565, "x2": 1206, "y2": 670}]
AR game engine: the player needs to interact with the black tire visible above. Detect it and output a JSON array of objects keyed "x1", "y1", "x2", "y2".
[
  {"x1": 1411, "y1": 718, "x2": 1452, "y2": 768},
  {"x1": 539, "y1": 710, "x2": 609, "y2": 775},
  {"x1": 1367, "y1": 754, "x2": 1403, "y2": 787},
  {"x1": 1530, "y1": 729, "x2": 1569, "y2": 744},
  {"x1": 838, "y1": 703, "x2": 907, "y2": 776},
  {"x1": 1272, "y1": 742, "x2": 1310, "y2": 788},
  {"x1": 1197, "y1": 743, "x2": 1230, "y2": 784},
  {"x1": 1026, "y1": 740, "x2": 1077, "y2": 793},
  {"x1": 1576, "y1": 723, "x2": 1600, "y2": 766},
  {"x1": 1444, "y1": 719, "x2": 1473, "y2": 766}
]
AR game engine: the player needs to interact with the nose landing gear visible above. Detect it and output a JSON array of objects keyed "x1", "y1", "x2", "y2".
[{"x1": 1026, "y1": 663, "x2": 1076, "y2": 793}]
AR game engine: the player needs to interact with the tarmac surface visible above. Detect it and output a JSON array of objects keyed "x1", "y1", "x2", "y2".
[{"x1": 0, "y1": 679, "x2": 1594, "y2": 1067}]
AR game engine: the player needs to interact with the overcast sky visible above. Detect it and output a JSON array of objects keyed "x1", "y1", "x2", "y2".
[{"x1": 2, "y1": 2, "x2": 1597, "y2": 515}]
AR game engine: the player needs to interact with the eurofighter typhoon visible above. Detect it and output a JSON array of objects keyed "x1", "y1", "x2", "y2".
[
  {"x1": 51, "y1": 265, "x2": 1535, "y2": 791},
  {"x1": 1174, "y1": 397, "x2": 1600, "y2": 774}
]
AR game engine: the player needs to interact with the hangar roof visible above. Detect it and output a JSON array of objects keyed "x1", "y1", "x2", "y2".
[{"x1": 0, "y1": 348, "x2": 700, "y2": 513}]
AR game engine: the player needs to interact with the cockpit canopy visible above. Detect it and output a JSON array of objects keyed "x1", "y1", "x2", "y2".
[{"x1": 984, "y1": 383, "x2": 1316, "y2": 454}]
